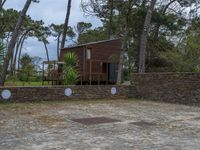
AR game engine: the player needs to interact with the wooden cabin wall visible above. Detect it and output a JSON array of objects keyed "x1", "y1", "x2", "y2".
[
  {"x1": 87, "y1": 39, "x2": 121, "y2": 61},
  {"x1": 60, "y1": 39, "x2": 122, "y2": 83},
  {"x1": 60, "y1": 46, "x2": 84, "y2": 74}
]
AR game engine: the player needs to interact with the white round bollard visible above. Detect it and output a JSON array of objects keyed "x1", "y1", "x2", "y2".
[
  {"x1": 111, "y1": 87, "x2": 117, "y2": 95},
  {"x1": 1, "y1": 89, "x2": 11, "y2": 100},
  {"x1": 64, "y1": 88, "x2": 73, "y2": 97}
]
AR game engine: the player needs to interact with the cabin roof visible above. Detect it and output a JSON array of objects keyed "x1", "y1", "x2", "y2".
[{"x1": 61, "y1": 38, "x2": 120, "y2": 50}]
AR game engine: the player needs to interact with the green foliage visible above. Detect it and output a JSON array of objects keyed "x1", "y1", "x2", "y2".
[
  {"x1": 78, "y1": 27, "x2": 107, "y2": 44},
  {"x1": 160, "y1": 49, "x2": 200, "y2": 72},
  {"x1": 66, "y1": 26, "x2": 76, "y2": 39},
  {"x1": 18, "y1": 53, "x2": 36, "y2": 82},
  {"x1": 76, "y1": 22, "x2": 92, "y2": 34},
  {"x1": 65, "y1": 67, "x2": 79, "y2": 85},
  {"x1": 5, "y1": 81, "x2": 47, "y2": 86},
  {"x1": 160, "y1": 18, "x2": 200, "y2": 72},
  {"x1": 63, "y1": 52, "x2": 79, "y2": 85},
  {"x1": 0, "y1": 9, "x2": 19, "y2": 37},
  {"x1": 0, "y1": 0, "x2": 199, "y2": 79},
  {"x1": 64, "y1": 52, "x2": 77, "y2": 66},
  {"x1": 161, "y1": 19, "x2": 200, "y2": 72},
  {"x1": 81, "y1": 0, "x2": 200, "y2": 73},
  {"x1": 50, "y1": 24, "x2": 75, "y2": 39}
]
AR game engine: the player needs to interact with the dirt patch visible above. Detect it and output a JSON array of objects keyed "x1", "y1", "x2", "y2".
[
  {"x1": 72, "y1": 117, "x2": 120, "y2": 125},
  {"x1": 193, "y1": 117, "x2": 200, "y2": 120},
  {"x1": 130, "y1": 121, "x2": 157, "y2": 127},
  {"x1": 35, "y1": 115, "x2": 66, "y2": 126}
]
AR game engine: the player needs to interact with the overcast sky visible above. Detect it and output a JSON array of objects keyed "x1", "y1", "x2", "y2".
[{"x1": 4, "y1": 0, "x2": 102, "y2": 61}]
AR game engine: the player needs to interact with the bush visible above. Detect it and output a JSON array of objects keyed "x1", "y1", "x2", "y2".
[
  {"x1": 18, "y1": 54, "x2": 35, "y2": 82},
  {"x1": 63, "y1": 52, "x2": 79, "y2": 85}
]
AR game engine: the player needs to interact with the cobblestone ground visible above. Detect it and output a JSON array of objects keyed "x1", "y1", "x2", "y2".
[{"x1": 0, "y1": 99, "x2": 200, "y2": 150}]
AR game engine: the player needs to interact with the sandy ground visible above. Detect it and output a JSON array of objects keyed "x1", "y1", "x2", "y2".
[{"x1": 0, "y1": 99, "x2": 200, "y2": 150}]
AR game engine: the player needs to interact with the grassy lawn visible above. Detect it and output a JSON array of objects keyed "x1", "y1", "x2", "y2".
[{"x1": 5, "y1": 80, "x2": 50, "y2": 86}]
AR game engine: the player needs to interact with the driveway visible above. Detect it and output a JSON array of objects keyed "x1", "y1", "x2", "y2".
[{"x1": 0, "y1": 99, "x2": 200, "y2": 150}]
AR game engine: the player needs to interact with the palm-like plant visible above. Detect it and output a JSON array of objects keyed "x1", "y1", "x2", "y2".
[{"x1": 63, "y1": 52, "x2": 79, "y2": 85}]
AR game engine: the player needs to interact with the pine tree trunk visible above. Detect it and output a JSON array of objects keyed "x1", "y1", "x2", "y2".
[
  {"x1": 12, "y1": 29, "x2": 31, "y2": 75},
  {"x1": 108, "y1": 0, "x2": 113, "y2": 38},
  {"x1": 17, "y1": 35, "x2": 26, "y2": 70},
  {"x1": 0, "y1": 0, "x2": 32, "y2": 85},
  {"x1": 60, "y1": 0, "x2": 72, "y2": 49},
  {"x1": 0, "y1": 0, "x2": 6, "y2": 10},
  {"x1": 5, "y1": 32, "x2": 10, "y2": 50},
  {"x1": 116, "y1": 35, "x2": 126, "y2": 85},
  {"x1": 57, "y1": 33, "x2": 61, "y2": 60},
  {"x1": 116, "y1": 0, "x2": 132, "y2": 84},
  {"x1": 9, "y1": 40, "x2": 17, "y2": 75},
  {"x1": 154, "y1": 0, "x2": 175, "y2": 40},
  {"x1": 0, "y1": 0, "x2": 2, "y2": 10},
  {"x1": 43, "y1": 40, "x2": 50, "y2": 63},
  {"x1": 10, "y1": 40, "x2": 18, "y2": 76},
  {"x1": 13, "y1": 41, "x2": 21, "y2": 72},
  {"x1": 138, "y1": 0, "x2": 157, "y2": 73}
]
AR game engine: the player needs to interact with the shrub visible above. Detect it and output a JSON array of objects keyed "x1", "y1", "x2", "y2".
[{"x1": 63, "y1": 52, "x2": 79, "y2": 85}]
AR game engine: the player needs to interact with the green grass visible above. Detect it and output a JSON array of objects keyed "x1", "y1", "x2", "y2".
[{"x1": 5, "y1": 80, "x2": 50, "y2": 86}]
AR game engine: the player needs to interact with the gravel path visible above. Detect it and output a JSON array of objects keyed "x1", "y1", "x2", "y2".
[{"x1": 0, "y1": 99, "x2": 200, "y2": 150}]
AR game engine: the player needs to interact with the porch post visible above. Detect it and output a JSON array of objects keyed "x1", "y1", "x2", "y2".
[{"x1": 89, "y1": 60, "x2": 92, "y2": 85}]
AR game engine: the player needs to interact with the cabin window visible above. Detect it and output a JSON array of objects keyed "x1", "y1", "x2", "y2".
[{"x1": 86, "y1": 48, "x2": 91, "y2": 59}]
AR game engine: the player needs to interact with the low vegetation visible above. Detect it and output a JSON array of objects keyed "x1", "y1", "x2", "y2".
[{"x1": 63, "y1": 52, "x2": 79, "y2": 85}]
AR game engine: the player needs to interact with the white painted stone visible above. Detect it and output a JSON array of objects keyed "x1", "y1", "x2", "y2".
[
  {"x1": 64, "y1": 88, "x2": 73, "y2": 97},
  {"x1": 111, "y1": 87, "x2": 117, "y2": 95},
  {"x1": 1, "y1": 90, "x2": 11, "y2": 100}
]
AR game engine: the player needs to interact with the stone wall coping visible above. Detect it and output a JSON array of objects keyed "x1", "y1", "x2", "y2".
[
  {"x1": 132, "y1": 72, "x2": 200, "y2": 75},
  {"x1": 0, "y1": 85, "x2": 131, "y2": 89}
]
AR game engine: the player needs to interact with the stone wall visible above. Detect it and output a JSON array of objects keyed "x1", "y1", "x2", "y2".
[
  {"x1": 131, "y1": 73, "x2": 200, "y2": 105},
  {"x1": 0, "y1": 85, "x2": 136, "y2": 102},
  {"x1": 1, "y1": 73, "x2": 199, "y2": 104}
]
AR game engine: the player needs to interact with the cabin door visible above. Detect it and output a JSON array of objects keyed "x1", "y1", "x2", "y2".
[{"x1": 108, "y1": 63, "x2": 118, "y2": 82}]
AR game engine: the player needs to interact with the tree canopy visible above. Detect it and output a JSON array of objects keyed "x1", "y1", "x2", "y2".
[{"x1": 0, "y1": 0, "x2": 200, "y2": 84}]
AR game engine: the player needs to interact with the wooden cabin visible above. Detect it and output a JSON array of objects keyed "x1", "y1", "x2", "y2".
[
  {"x1": 60, "y1": 39, "x2": 122, "y2": 85},
  {"x1": 42, "y1": 61, "x2": 65, "y2": 85}
]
